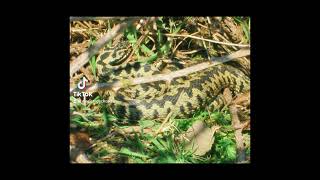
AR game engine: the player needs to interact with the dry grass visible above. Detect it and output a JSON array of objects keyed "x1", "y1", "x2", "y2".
[{"x1": 69, "y1": 16, "x2": 250, "y2": 163}]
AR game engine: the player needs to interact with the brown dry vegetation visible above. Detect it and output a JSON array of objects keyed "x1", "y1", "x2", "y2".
[{"x1": 69, "y1": 16, "x2": 250, "y2": 163}]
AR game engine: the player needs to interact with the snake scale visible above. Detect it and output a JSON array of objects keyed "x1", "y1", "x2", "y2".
[{"x1": 96, "y1": 41, "x2": 250, "y2": 121}]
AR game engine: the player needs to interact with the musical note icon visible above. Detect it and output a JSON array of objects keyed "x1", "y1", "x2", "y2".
[{"x1": 77, "y1": 77, "x2": 88, "y2": 90}]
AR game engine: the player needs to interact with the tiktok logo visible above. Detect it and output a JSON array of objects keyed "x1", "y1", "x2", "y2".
[
  {"x1": 77, "y1": 77, "x2": 88, "y2": 90},
  {"x1": 73, "y1": 77, "x2": 92, "y2": 98}
]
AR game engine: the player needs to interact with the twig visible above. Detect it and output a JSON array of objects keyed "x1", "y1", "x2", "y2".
[
  {"x1": 230, "y1": 105, "x2": 246, "y2": 163},
  {"x1": 164, "y1": 33, "x2": 250, "y2": 47},
  {"x1": 70, "y1": 18, "x2": 139, "y2": 77},
  {"x1": 70, "y1": 48, "x2": 250, "y2": 93},
  {"x1": 233, "y1": 92, "x2": 250, "y2": 104},
  {"x1": 155, "y1": 112, "x2": 174, "y2": 135},
  {"x1": 223, "y1": 88, "x2": 246, "y2": 163},
  {"x1": 207, "y1": 17, "x2": 212, "y2": 25},
  {"x1": 213, "y1": 32, "x2": 238, "y2": 51},
  {"x1": 210, "y1": 48, "x2": 250, "y2": 62},
  {"x1": 172, "y1": 31, "x2": 200, "y2": 55},
  {"x1": 178, "y1": 49, "x2": 202, "y2": 55}
]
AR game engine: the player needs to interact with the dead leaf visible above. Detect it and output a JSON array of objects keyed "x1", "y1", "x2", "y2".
[
  {"x1": 183, "y1": 121, "x2": 219, "y2": 156},
  {"x1": 70, "y1": 132, "x2": 92, "y2": 150},
  {"x1": 70, "y1": 145, "x2": 93, "y2": 163}
]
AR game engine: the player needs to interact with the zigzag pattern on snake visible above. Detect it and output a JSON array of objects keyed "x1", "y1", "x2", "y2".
[{"x1": 96, "y1": 42, "x2": 250, "y2": 121}]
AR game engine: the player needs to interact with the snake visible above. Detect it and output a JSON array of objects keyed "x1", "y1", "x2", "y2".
[{"x1": 96, "y1": 41, "x2": 250, "y2": 121}]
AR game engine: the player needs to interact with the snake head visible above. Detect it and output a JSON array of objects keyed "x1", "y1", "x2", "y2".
[
  {"x1": 108, "y1": 41, "x2": 132, "y2": 66},
  {"x1": 96, "y1": 41, "x2": 132, "y2": 75}
]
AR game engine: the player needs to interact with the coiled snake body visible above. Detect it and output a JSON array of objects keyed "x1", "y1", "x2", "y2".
[{"x1": 96, "y1": 42, "x2": 250, "y2": 121}]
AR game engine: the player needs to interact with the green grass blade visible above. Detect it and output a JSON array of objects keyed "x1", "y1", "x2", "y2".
[{"x1": 119, "y1": 147, "x2": 149, "y2": 159}]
